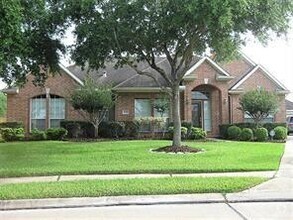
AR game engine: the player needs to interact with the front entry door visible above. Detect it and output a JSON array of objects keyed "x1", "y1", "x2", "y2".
[{"x1": 192, "y1": 101, "x2": 202, "y2": 128}]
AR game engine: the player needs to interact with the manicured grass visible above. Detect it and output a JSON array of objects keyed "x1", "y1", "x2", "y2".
[
  {"x1": 0, "y1": 177, "x2": 266, "y2": 200},
  {"x1": 0, "y1": 140, "x2": 284, "y2": 177}
]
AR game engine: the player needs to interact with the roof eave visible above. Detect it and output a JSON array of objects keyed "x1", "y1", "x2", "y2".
[{"x1": 2, "y1": 88, "x2": 19, "y2": 94}]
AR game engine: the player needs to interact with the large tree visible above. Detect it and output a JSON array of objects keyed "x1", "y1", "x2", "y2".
[
  {"x1": 0, "y1": 0, "x2": 65, "y2": 86},
  {"x1": 66, "y1": 0, "x2": 292, "y2": 149}
]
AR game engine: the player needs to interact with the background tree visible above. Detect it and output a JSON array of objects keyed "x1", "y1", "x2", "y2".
[
  {"x1": 70, "y1": 77, "x2": 115, "y2": 138},
  {"x1": 0, "y1": 93, "x2": 6, "y2": 118},
  {"x1": 0, "y1": 0, "x2": 66, "y2": 86},
  {"x1": 65, "y1": 0, "x2": 293, "y2": 150},
  {"x1": 239, "y1": 89, "x2": 279, "y2": 127}
]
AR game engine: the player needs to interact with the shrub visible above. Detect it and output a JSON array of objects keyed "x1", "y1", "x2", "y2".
[
  {"x1": 219, "y1": 123, "x2": 286, "y2": 139},
  {"x1": 0, "y1": 122, "x2": 23, "y2": 129},
  {"x1": 0, "y1": 128, "x2": 24, "y2": 141},
  {"x1": 46, "y1": 128, "x2": 68, "y2": 140},
  {"x1": 30, "y1": 129, "x2": 46, "y2": 141},
  {"x1": 108, "y1": 121, "x2": 125, "y2": 138},
  {"x1": 255, "y1": 127, "x2": 268, "y2": 142},
  {"x1": 190, "y1": 127, "x2": 207, "y2": 140},
  {"x1": 227, "y1": 126, "x2": 241, "y2": 140},
  {"x1": 240, "y1": 128, "x2": 253, "y2": 141},
  {"x1": 124, "y1": 121, "x2": 140, "y2": 138},
  {"x1": 61, "y1": 121, "x2": 95, "y2": 138},
  {"x1": 273, "y1": 126, "x2": 287, "y2": 140},
  {"x1": 168, "y1": 126, "x2": 188, "y2": 140}
]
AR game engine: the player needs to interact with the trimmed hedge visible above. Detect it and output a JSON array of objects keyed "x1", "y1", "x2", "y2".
[
  {"x1": 30, "y1": 129, "x2": 46, "y2": 141},
  {"x1": 240, "y1": 128, "x2": 253, "y2": 141},
  {"x1": 0, "y1": 122, "x2": 23, "y2": 129},
  {"x1": 255, "y1": 127, "x2": 268, "y2": 142},
  {"x1": 219, "y1": 123, "x2": 286, "y2": 139},
  {"x1": 273, "y1": 126, "x2": 287, "y2": 140},
  {"x1": 227, "y1": 126, "x2": 241, "y2": 140},
  {"x1": 0, "y1": 128, "x2": 24, "y2": 141},
  {"x1": 45, "y1": 128, "x2": 68, "y2": 140},
  {"x1": 60, "y1": 121, "x2": 95, "y2": 138},
  {"x1": 190, "y1": 127, "x2": 206, "y2": 140}
]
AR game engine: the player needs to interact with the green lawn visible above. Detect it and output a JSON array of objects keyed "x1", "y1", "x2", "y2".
[
  {"x1": 0, "y1": 177, "x2": 266, "y2": 200},
  {"x1": 0, "y1": 140, "x2": 284, "y2": 177}
]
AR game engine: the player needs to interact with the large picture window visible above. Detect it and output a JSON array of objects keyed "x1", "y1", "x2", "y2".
[
  {"x1": 244, "y1": 113, "x2": 274, "y2": 123},
  {"x1": 30, "y1": 94, "x2": 66, "y2": 131},
  {"x1": 135, "y1": 99, "x2": 152, "y2": 117}
]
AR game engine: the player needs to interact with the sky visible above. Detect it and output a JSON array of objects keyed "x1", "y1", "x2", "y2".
[{"x1": 1, "y1": 25, "x2": 293, "y2": 101}]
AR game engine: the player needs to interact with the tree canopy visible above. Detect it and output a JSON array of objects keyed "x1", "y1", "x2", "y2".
[
  {"x1": 239, "y1": 89, "x2": 279, "y2": 126},
  {"x1": 66, "y1": 0, "x2": 293, "y2": 148},
  {"x1": 0, "y1": 0, "x2": 66, "y2": 86},
  {"x1": 70, "y1": 77, "x2": 115, "y2": 137}
]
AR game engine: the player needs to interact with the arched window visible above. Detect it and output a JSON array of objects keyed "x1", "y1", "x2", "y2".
[{"x1": 30, "y1": 94, "x2": 65, "y2": 130}]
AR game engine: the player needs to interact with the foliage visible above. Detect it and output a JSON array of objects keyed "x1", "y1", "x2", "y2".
[
  {"x1": 153, "y1": 97, "x2": 169, "y2": 117},
  {"x1": 240, "y1": 128, "x2": 254, "y2": 141},
  {"x1": 168, "y1": 126, "x2": 188, "y2": 139},
  {"x1": 0, "y1": 128, "x2": 24, "y2": 141},
  {"x1": 124, "y1": 121, "x2": 140, "y2": 138},
  {"x1": 239, "y1": 89, "x2": 279, "y2": 126},
  {"x1": 0, "y1": 0, "x2": 66, "y2": 86},
  {"x1": 273, "y1": 126, "x2": 287, "y2": 140},
  {"x1": 219, "y1": 123, "x2": 286, "y2": 139},
  {"x1": 255, "y1": 128, "x2": 268, "y2": 142},
  {"x1": 0, "y1": 140, "x2": 284, "y2": 177},
  {"x1": 0, "y1": 122, "x2": 24, "y2": 129},
  {"x1": 70, "y1": 77, "x2": 115, "y2": 137},
  {"x1": 66, "y1": 0, "x2": 293, "y2": 148},
  {"x1": 0, "y1": 93, "x2": 6, "y2": 117},
  {"x1": 45, "y1": 128, "x2": 68, "y2": 140},
  {"x1": 108, "y1": 121, "x2": 125, "y2": 138},
  {"x1": 190, "y1": 127, "x2": 207, "y2": 140},
  {"x1": 60, "y1": 120, "x2": 95, "y2": 138},
  {"x1": 30, "y1": 129, "x2": 46, "y2": 141},
  {"x1": 227, "y1": 126, "x2": 241, "y2": 140},
  {"x1": 0, "y1": 177, "x2": 266, "y2": 200}
]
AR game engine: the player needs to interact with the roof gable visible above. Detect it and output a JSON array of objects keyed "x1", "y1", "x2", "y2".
[
  {"x1": 184, "y1": 56, "x2": 230, "y2": 78},
  {"x1": 230, "y1": 65, "x2": 288, "y2": 91}
]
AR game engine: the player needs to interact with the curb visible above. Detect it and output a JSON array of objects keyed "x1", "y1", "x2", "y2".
[{"x1": 1, "y1": 193, "x2": 293, "y2": 211}]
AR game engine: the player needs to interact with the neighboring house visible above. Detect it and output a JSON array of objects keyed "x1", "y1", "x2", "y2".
[
  {"x1": 286, "y1": 99, "x2": 293, "y2": 117},
  {"x1": 3, "y1": 53, "x2": 289, "y2": 136}
]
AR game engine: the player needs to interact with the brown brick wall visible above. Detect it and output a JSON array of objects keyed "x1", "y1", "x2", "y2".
[
  {"x1": 230, "y1": 68, "x2": 286, "y2": 123},
  {"x1": 6, "y1": 71, "x2": 83, "y2": 133}
]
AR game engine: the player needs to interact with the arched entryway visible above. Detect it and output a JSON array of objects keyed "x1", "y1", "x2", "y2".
[{"x1": 191, "y1": 85, "x2": 222, "y2": 135}]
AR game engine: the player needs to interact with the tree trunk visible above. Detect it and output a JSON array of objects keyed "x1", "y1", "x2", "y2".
[
  {"x1": 171, "y1": 85, "x2": 181, "y2": 148},
  {"x1": 93, "y1": 124, "x2": 99, "y2": 138}
]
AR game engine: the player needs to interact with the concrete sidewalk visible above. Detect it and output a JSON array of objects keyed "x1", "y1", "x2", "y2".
[
  {"x1": 0, "y1": 171, "x2": 276, "y2": 185},
  {"x1": 0, "y1": 137, "x2": 292, "y2": 211}
]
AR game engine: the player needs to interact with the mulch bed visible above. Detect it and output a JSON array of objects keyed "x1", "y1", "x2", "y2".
[{"x1": 152, "y1": 145, "x2": 202, "y2": 154}]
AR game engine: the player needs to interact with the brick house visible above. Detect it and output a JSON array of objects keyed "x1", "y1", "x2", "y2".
[{"x1": 3, "y1": 53, "x2": 289, "y2": 136}]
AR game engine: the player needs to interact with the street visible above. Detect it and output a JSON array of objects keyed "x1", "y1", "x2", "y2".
[{"x1": 1, "y1": 202, "x2": 293, "y2": 220}]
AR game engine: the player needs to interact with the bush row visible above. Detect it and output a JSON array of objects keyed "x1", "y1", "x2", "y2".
[
  {"x1": 167, "y1": 126, "x2": 206, "y2": 140},
  {"x1": 0, "y1": 127, "x2": 67, "y2": 142},
  {"x1": 220, "y1": 123, "x2": 287, "y2": 139},
  {"x1": 61, "y1": 120, "x2": 140, "y2": 139},
  {"x1": 226, "y1": 125, "x2": 287, "y2": 142}
]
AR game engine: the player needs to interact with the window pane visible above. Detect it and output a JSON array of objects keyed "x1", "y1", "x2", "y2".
[
  {"x1": 50, "y1": 97, "x2": 65, "y2": 128},
  {"x1": 244, "y1": 113, "x2": 274, "y2": 123},
  {"x1": 50, "y1": 97, "x2": 65, "y2": 119},
  {"x1": 203, "y1": 100, "x2": 212, "y2": 131},
  {"x1": 31, "y1": 97, "x2": 46, "y2": 130},
  {"x1": 135, "y1": 99, "x2": 151, "y2": 117},
  {"x1": 31, "y1": 119, "x2": 46, "y2": 130}
]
